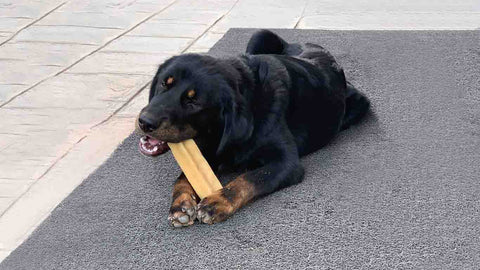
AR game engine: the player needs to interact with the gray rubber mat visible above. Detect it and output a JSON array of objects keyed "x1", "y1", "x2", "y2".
[{"x1": 1, "y1": 29, "x2": 479, "y2": 269}]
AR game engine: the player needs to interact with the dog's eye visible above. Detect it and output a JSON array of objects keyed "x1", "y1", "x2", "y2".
[
  {"x1": 161, "y1": 76, "x2": 175, "y2": 89},
  {"x1": 184, "y1": 89, "x2": 198, "y2": 109},
  {"x1": 187, "y1": 89, "x2": 196, "y2": 99}
]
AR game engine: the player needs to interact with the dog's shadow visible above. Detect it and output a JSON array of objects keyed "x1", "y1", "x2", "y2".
[{"x1": 334, "y1": 109, "x2": 385, "y2": 146}]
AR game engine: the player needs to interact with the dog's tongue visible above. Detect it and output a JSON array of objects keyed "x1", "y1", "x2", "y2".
[
  {"x1": 147, "y1": 137, "x2": 160, "y2": 145},
  {"x1": 139, "y1": 135, "x2": 170, "y2": 156}
]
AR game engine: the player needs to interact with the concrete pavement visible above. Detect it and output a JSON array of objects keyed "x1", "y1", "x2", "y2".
[{"x1": 0, "y1": 0, "x2": 479, "y2": 262}]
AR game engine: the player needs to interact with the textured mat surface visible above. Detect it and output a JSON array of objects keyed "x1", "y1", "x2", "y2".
[{"x1": 2, "y1": 29, "x2": 479, "y2": 269}]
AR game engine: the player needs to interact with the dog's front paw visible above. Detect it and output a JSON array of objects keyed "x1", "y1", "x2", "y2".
[
  {"x1": 196, "y1": 191, "x2": 234, "y2": 224},
  {"x1": 168, "y1": 193, "x2": 197, "y2": 227}
]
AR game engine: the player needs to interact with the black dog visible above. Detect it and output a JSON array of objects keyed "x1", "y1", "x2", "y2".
[{"x1": 137, "y1": 30, "x2": 370, "y2": 226}]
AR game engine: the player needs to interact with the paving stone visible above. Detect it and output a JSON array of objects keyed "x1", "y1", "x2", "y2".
[
  {"x1": 0, "y1": 180, "x2": 32, "y2": 198},
  {"x1": 0, "y1": 0, "x2": 64, "y2": 41},
  {"x1": 0, "y1": 156, "x2": 52, "y2": 181},
  {"x1": 298, "y1": 13, "x2": 480, "y2": 30},
  {"x1": 152, "y1": 8, "x2": 225, "y2": 25},
  {"x1": 37, "y1": 11, "x2": 147, "y2": 30},
  {"x1": 122, "y1": 0, "x2": 177, "y2": 13},
  {"x1": 0, "y1": 42, "x2": 96, "y2": 66},
  {"x1": 0, "y1": 0, "x2": 64, "y2": 19},
  {"x1": 168, "y1": 0, "x2": 237, "y2": 12},
  {"x1": 4, "y1": 73, "x2": 151, "y2": 110},
  {"x1": 0, "y1": 84, "x2": 27, "y2": 104},
  {"x1": 0, "y1": 61, "x2": 60, "y2": 83},
  {"x1": 59, "y1": 0, "x2": 176, "y2": 14},
  {"x1": 0, "y1": 31, "x2": 12, "y2": 43},
  {"x1": 0, "y1": 105, "x2": 138, "y2": 182},
  {"x1": 0, "y1": 198, "x2": 15, "y2": 216},
  {"x1": 66, "y1": 51, "x2": 169, "y2": 75},
  {"x1": 12, "y1": 25, "x2": 121, "y2": 45},
  {"x1": 0, "y1": 115, "x2": 136, "y2": 251},
  {"x1": 0, "y1": 17, "x2": 32, "y2": 33},
  {"x1": 184, "y1": 47, "x2": 209, "y2": 53},
  {"x1": 187, "y1": 32, "x2": 224, "y2": 51},
  {"x1": 303, "y1": 0, "x2": 480, "y2": 15},
  {"x1": 0, "y1": 250, "x2": 11, "y2": 264},
  {"x1": 0, "y1": 107, "x2": 100, "y2": 180},
  {"x1": 0, "y1": 107, "x2": 76, "y2": 136},
  {"x1": 116, "y1": 86, "x2": 149, "y2": 118},
  {"x1": 0, "y1": 131, "x2": 23, "y2": 155},
  {"x1": 127, "y1": 21, "x2": 208, "y2": 38},
  {"x1": 0, "y1": 107, "x2": 85, "y2": 145},
  {"x1": 0, "y1": 188, "x2": 53, "y2": 250},
  {"x1": 34, "y1": 116, "x2": 138, "y2": 193},
  {"x1": 102, "y1": 35, "x2": 192, "y2": 54},
  {"x1": 209, "y1": 0, "x2": 306, "y2": 33}
]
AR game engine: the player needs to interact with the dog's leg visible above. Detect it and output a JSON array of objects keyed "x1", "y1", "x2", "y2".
[
  {"x1": 168, "y1": 173, "x2": 199, "y2": 227},
  {"x1": 197, "y1": 158, "x2": 304, "y2": 224}
]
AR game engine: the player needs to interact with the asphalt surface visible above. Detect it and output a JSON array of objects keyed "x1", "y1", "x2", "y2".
[{"x1": 1, "y1": 29, "x2": 479, "y2": 269}]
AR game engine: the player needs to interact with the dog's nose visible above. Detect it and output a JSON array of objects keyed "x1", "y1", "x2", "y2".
[{"x1": 138, "y1": 115, "x2": 158, "y2": 133}]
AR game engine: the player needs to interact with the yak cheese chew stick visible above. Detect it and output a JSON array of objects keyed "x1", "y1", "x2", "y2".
[{"x1": 168, "y1": 139, "x2": 222, "y2": 199}]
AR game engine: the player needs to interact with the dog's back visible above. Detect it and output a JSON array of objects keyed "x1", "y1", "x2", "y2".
[{"x1": 246, "y1": 30, "x2": 370, "y2": 154}]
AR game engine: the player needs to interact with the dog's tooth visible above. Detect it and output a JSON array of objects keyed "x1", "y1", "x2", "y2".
[
  {"x1": 153, "y1": 146, "x2": 159, "y2": 152},
  {"x1": 140, "y1": 136, "x2": 147, "y2": 144}
]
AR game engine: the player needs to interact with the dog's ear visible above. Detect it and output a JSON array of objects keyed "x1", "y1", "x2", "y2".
[{"x1": 217, "y1": 92, "x2": 253, "y2": 155}]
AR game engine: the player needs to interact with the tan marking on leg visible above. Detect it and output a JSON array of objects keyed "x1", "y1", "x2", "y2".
[
  {"x1": 172, "y1": 174, "x2": 197, "y2": 202},
  {"x1": 224, "y1": 174, "x2": 256, "y2": 210},
  {"x1": 169, "y1": 174, "x2": 198, "y2": 227},
  {"x1": 197, "y1": 174, "x2": 257, "y2": 224}
]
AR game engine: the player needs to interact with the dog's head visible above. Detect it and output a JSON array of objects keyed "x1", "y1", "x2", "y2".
[{"x1": 137, "y1": 54, "x2": 253, "y2": 157}]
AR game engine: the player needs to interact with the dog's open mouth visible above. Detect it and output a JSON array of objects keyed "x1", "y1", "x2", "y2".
[{"x1": 139, "y1": 135, "x2": 170, "y2": 157}]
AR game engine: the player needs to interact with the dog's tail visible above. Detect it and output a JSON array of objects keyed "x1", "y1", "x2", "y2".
[
  {"x1": 246, "y1": 29, "x2": 302, "y2": 56},
  {"x1": 341, "y1": 82, "x2": 370, "y2": 130}
]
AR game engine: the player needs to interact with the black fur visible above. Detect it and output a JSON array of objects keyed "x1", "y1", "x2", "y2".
[{"x1": 140, "y1": 30, "x2": 370, "y2": 203}]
